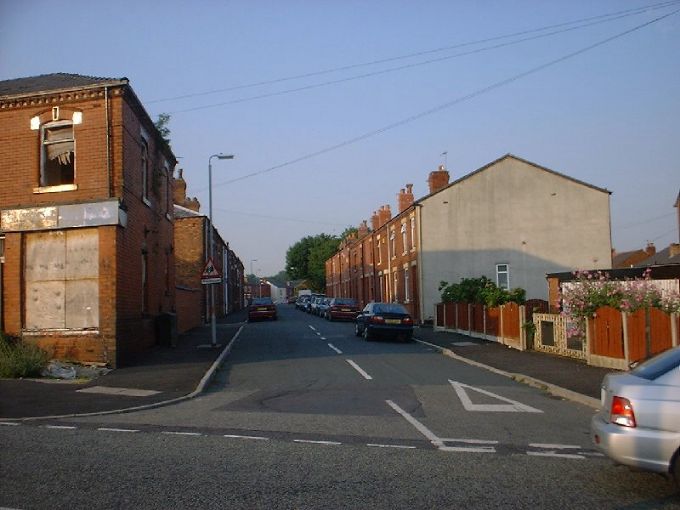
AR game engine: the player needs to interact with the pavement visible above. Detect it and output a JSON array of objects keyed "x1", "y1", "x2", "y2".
[{"x1": 0, "y1": 307, "x2": 615, "y2": 420}]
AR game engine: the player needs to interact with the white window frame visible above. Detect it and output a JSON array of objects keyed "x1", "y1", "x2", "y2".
[
  {"x1": 404, "y1": 266, "x2": 410, "y2": 303},
  {"x1": 390, "y1": 231, "x2": 396, "y2": 259},
  {"x1": 38, "y1": 120, "x2": 77, "y2": 190},
  {"x1": 496, "y1": 263, "x2": 510, "y2": 290},
  {"x1": 401, "y1": 223, "x2": 407, "y2": 255},
  {"x1": 410, "y1": 217, "x2": 416, "y2": 251}
]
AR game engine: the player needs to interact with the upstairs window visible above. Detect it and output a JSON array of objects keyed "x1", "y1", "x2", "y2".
[
  {"x1": 41, "y1": 121, "x2": 75, "y2": 186},
  {"x1": 141, "y1": 138, "x2": 150, "y2": 202},
  {"x1": 401, "y1": 224, "x2": 407, "y2": 255},
  {"x1": 496, "y1": 264, "x2": 510, "y2": 290}
]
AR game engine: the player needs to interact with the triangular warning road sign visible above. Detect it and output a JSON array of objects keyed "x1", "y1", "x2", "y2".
[{"x1": 201, "y1": 257, "x2": 221, "y2": 279}]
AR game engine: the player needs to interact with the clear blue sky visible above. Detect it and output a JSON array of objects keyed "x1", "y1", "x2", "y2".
[{"x1": 2, "y1": 1, "x2": 679, "y2": 276}]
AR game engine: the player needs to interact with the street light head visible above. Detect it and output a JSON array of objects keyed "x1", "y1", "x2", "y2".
[{"x1": 216, "y1": 154, "x2": 235, "y2": 160}]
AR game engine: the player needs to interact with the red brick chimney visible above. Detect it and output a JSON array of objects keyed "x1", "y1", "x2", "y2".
[
  {"x1": 371, "y1": 211, "x2": 380, "y2": 231},
  {"x1": 428, "y1": 165, "x2": 450, "y2": 194},
  {"x1": 644, "y1": 242, "x2": 656, "y2": 256},
  {"x1": 358, "y1": 220, "x2": 369, "y2": 238},
  {"x1": 172, "y1": 169, "x2": 201, "y2": 212},
  {"x1": 173, "y1": 168, "x2": 187, "y2": 205},
  {"x1": 398, "y1": 184, "x2": 415, "y2": 213},
  {"x1": 378, "y1": 205, "x2": 392, "y2": 228}
]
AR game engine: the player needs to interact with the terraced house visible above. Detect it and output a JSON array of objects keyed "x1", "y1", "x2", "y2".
[
  {"x1": 326, "y1": 155, "x2": 613, "y2": 323},
  {"x1": 0, "y1": 73, "x2": 177, "y2": 367}
]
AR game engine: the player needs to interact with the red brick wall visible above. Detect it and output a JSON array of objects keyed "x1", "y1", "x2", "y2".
[{"x1": 1, "y1": 85, "x2": 176, "y2": 367}]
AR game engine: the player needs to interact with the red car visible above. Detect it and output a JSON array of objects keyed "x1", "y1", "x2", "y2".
[
  {"x1": 326, "y1": 297, "x2": 359, "y2": 321},
  {"x1": 248, "y1": 297, "x2": 277, "y2": 321}
]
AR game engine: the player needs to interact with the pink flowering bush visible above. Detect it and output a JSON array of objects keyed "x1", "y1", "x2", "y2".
[{"x1": 559, "y1": 269, "x2": 680, "y2": 340}]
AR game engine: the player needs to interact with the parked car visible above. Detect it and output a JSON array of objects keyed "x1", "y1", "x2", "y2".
[
  {"x1": 295, "y1": 295, "x2": 310, "y2": 311},
  {"x1": 326, "y1": 297, "x2": 359, "y2": 321},
  {"x1": 316, "y1": 297, "x2": 332, "y2": 318},
  {"x1": 248, "y1": 297, "x2": 277, "y2": 321},
  {"x1": 591, "y1": 345, "x2": 680, "y2": 486},
  {"x1": 355, "y1": 302, "x2": 414, "y2": 342},
  {"x1": 309, "y1": 294, "x2": 326, "y2": 315}
]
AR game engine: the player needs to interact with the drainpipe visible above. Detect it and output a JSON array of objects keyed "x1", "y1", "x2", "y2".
[{"x1": 105, "y1": 86, "x2": 112, "y2": 197}]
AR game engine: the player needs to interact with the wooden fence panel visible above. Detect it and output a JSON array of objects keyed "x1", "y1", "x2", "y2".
[
  {"x1": 590, "y1": 306, "x2": 624, "y2": 359},
  {"x1": 486, "y1": 307, "x2": 500, "y2": 336},
  {"x1": 444, "y1": 302, "x2": 456, "y2": 329},
  {"x1": 502, "y1": 302, "x2": 520, "y2": 340},
  {"x1": 472, "y1": 304, "x2": 484, "y2": 333},
  {"x1": 457, "y1": 303, "x2": 469, "y2": 330},
  {"x1": 436, "y1": 303, "x2": 444, "y2": 328},
  {"x1": 650, "y1": 308, "x2": 673, "y2": 355}
]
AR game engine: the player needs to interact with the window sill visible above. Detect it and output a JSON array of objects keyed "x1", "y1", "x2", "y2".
[
  {"x1": 33, "y1": 184, "x2": 77, "y2": 194},
  {"x1": 142, "y1": 196, "x2": 152, "y2": 208}
]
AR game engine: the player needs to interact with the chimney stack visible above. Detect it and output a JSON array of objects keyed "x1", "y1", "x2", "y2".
[
  {"x1": 378, "y1": 205, "x2": 392, "y2": 228},
  {"x1": 358, "y1": 220, "x2": 369, "y2": 238},
  {"x1": 398, "y1": 183, "x2": 415, "y2": 213},
  {"x1": 645, "y1": 242, "x2": 656, "y2": 256},
  {"x1": 371, "y1": 211, "x2": 380, "y2": 231},
  {"x1": 428, "y1": 164, "x2": 450, "y2": 194},
  {"x1": 173, "y1": 168, "x2": 201, "y2": 212}
]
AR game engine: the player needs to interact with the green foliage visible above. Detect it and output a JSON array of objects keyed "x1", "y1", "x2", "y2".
[
  {"x1": 154, "y1": 113, "x2": 172, "y2": 147},
  {"x1": 285, "y1": 234, "x2": 340, "y2": 291},
  {"x1": 439, "y1": 276, "x2": 526, "y2": 307},
  {"x1": 0, "y1": 333, "x2": 49, "y2": 378}
]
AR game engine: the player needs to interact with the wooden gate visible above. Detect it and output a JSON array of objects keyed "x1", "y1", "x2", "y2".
[
  {"x1": 626, "y1": 308, "x2": 673, "y2": 362},
  {"x1": 501, "y1": 302, "x2": 521, "y2": 348},
  {"x1": 590, "y1": 306, "x2": 624, "y2": 359}
]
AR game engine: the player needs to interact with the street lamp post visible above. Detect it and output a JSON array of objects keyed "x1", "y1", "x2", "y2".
[{"x1": 208, "y1": 153, "x2": 234, "y2": 348}]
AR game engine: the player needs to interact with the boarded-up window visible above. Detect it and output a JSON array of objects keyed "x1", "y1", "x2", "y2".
[{"x1": 25, "y1": 229, "x2": 99, "y2": 330}]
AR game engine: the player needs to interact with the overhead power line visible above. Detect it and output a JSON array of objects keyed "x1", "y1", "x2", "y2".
[
  {"x1": 200, "y1": 8, "x2": 679, "y2": 192},
  {"x1": 150, "y1": 0, "x2": 680, "y2": 106}
]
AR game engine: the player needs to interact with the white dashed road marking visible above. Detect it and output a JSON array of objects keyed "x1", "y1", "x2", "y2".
[
  {"x1": 224, "y1": 434, "x2": 270, "y2": 441},
  {"x1": 529, "y1": 443, "x2": 580, "y2": 449},
  {"x1": 0, "y1": 422, "x2": 20, "y2": 426},
  {"x1": 97, "y1": 427, "x2": 139, "y2": 433},
  {"x1": 44, "y1": 425, "x2": 76, "y2": 430},
  {"x1": 294, "y1": 439, "x2": 342, "y2": 446},
  {"x1": 346, "y1": 359, "x2": 373, "y2": 380},
  {"x1": 328, "y1": 343, "x2": 343, "y2": 354},
  {"x1": 527, "y1": 451, "x2": 586, "y2": 460},
  {"x1": 367, "y1": 443, "x2": 417, "y2": 450},
  {"x1": 161, "y1": 431, "x2": 202, "y2": 436}
]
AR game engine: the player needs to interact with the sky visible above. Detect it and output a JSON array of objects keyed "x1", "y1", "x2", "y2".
[{"x1": 1, "y1": 0, "x2": 679, "y2": 277}]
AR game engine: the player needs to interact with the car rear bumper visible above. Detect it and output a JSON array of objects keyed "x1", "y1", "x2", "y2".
[
  {"x1": 591, "y1": 414, "x2": 677, "y2": 474},
  {"x1": 329, "y1": 311, "x2": 357, "y2": 320},
  {"x1": 367, "y1": 324, "x2": 413, "y2": 339},
  {"x1": 248, "y1": 311, "x2": 276, "y2": 320}
]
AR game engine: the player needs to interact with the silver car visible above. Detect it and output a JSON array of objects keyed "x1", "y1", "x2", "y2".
[{"x1": 591, "y1": 345, "x2": 680, "y2": 485}]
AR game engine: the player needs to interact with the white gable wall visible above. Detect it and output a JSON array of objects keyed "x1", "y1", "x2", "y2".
[{"x1": 418, "y1": 156, "x2": 612, "y2": 320}]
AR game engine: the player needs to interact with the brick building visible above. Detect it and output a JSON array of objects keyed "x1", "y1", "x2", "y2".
[
  {"x1": 0, "y1": 73, "x2": 176, "y2": 367},
  {"x1": 326, "y1": 182, "x2": 420, "y2": 321},
  {"x1": 173, "y1": 169, "x2": 244, "y2": 333}
]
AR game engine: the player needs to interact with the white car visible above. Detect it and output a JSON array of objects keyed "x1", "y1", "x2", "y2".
[{"x1": 591, "y1": 345, "x2": 680, "y2": 485}]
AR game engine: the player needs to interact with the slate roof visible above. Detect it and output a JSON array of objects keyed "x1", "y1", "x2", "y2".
[
  {"x1": 634, "y1": 245, "x2": 680, "y2": 267},
  {"x1": 0, "y1": 73, "x2": 127, "y2": 98}
]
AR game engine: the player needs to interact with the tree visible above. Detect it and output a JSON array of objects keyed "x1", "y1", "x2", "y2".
[
  {"x1": 154, "y1": 113, "x2": 172, "y2": 147},
  {"x1": 285, "y1": 234, "x2": 340, "y2": 291}
]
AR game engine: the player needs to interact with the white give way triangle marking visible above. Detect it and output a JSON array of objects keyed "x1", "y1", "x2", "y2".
[{"x1": 449, "y1": 380, "x2": 543, "y2": 413}]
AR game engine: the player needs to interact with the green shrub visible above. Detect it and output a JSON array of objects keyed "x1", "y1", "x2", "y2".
[
  {"x1": 0, "y1": 333, "x2": 50, "y2": 378},
  {"x1": 439, "y1": 277, "x2": 526, "y2": 306}
]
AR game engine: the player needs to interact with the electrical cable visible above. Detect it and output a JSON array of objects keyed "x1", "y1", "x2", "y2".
[
  {"x1": 148, "y1": 0, "x2": 680, "y2": 105},
  {"x1": 200, "y1": 8, "x2": 679, "y2": 192}
]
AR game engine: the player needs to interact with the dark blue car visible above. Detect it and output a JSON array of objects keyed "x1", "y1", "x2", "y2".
[{"x1": 355, "y1": 302, "x2": 414, "y2": 342}]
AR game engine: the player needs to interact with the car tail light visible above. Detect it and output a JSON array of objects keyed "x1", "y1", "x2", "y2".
[
  {"x1": 370, "y1": 315, "x2": 385, "y2": 324},
  {"x1": 402, "y1": 317, "x2": 413, "y2": 325},
  {"x1": 610, "y1": 396, "x2": 636, "y2": 428}
]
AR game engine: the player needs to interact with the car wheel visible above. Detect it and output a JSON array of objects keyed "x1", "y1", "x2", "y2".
[
  {"x1": 354, "y1": 323, "x2": 362, "y2": 337},
  {"x1": 672, "y1": 449, "x2": 680, "y2": 488},
  {"x1": 363, "y1": 326, "x2": 372, "y2": 341}
]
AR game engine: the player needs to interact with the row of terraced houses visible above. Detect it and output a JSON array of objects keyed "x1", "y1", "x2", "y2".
[
  {"x1": 0, "y1": 73, "x2": 244, "y2": 367},
  {"x1": 326, "y1": 155, "x2": 616, "y2": 322}
]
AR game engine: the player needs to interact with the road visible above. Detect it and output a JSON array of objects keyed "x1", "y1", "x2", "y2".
[{"x1": 2, "y1": 305, "x2": 679, "y2": 509}]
